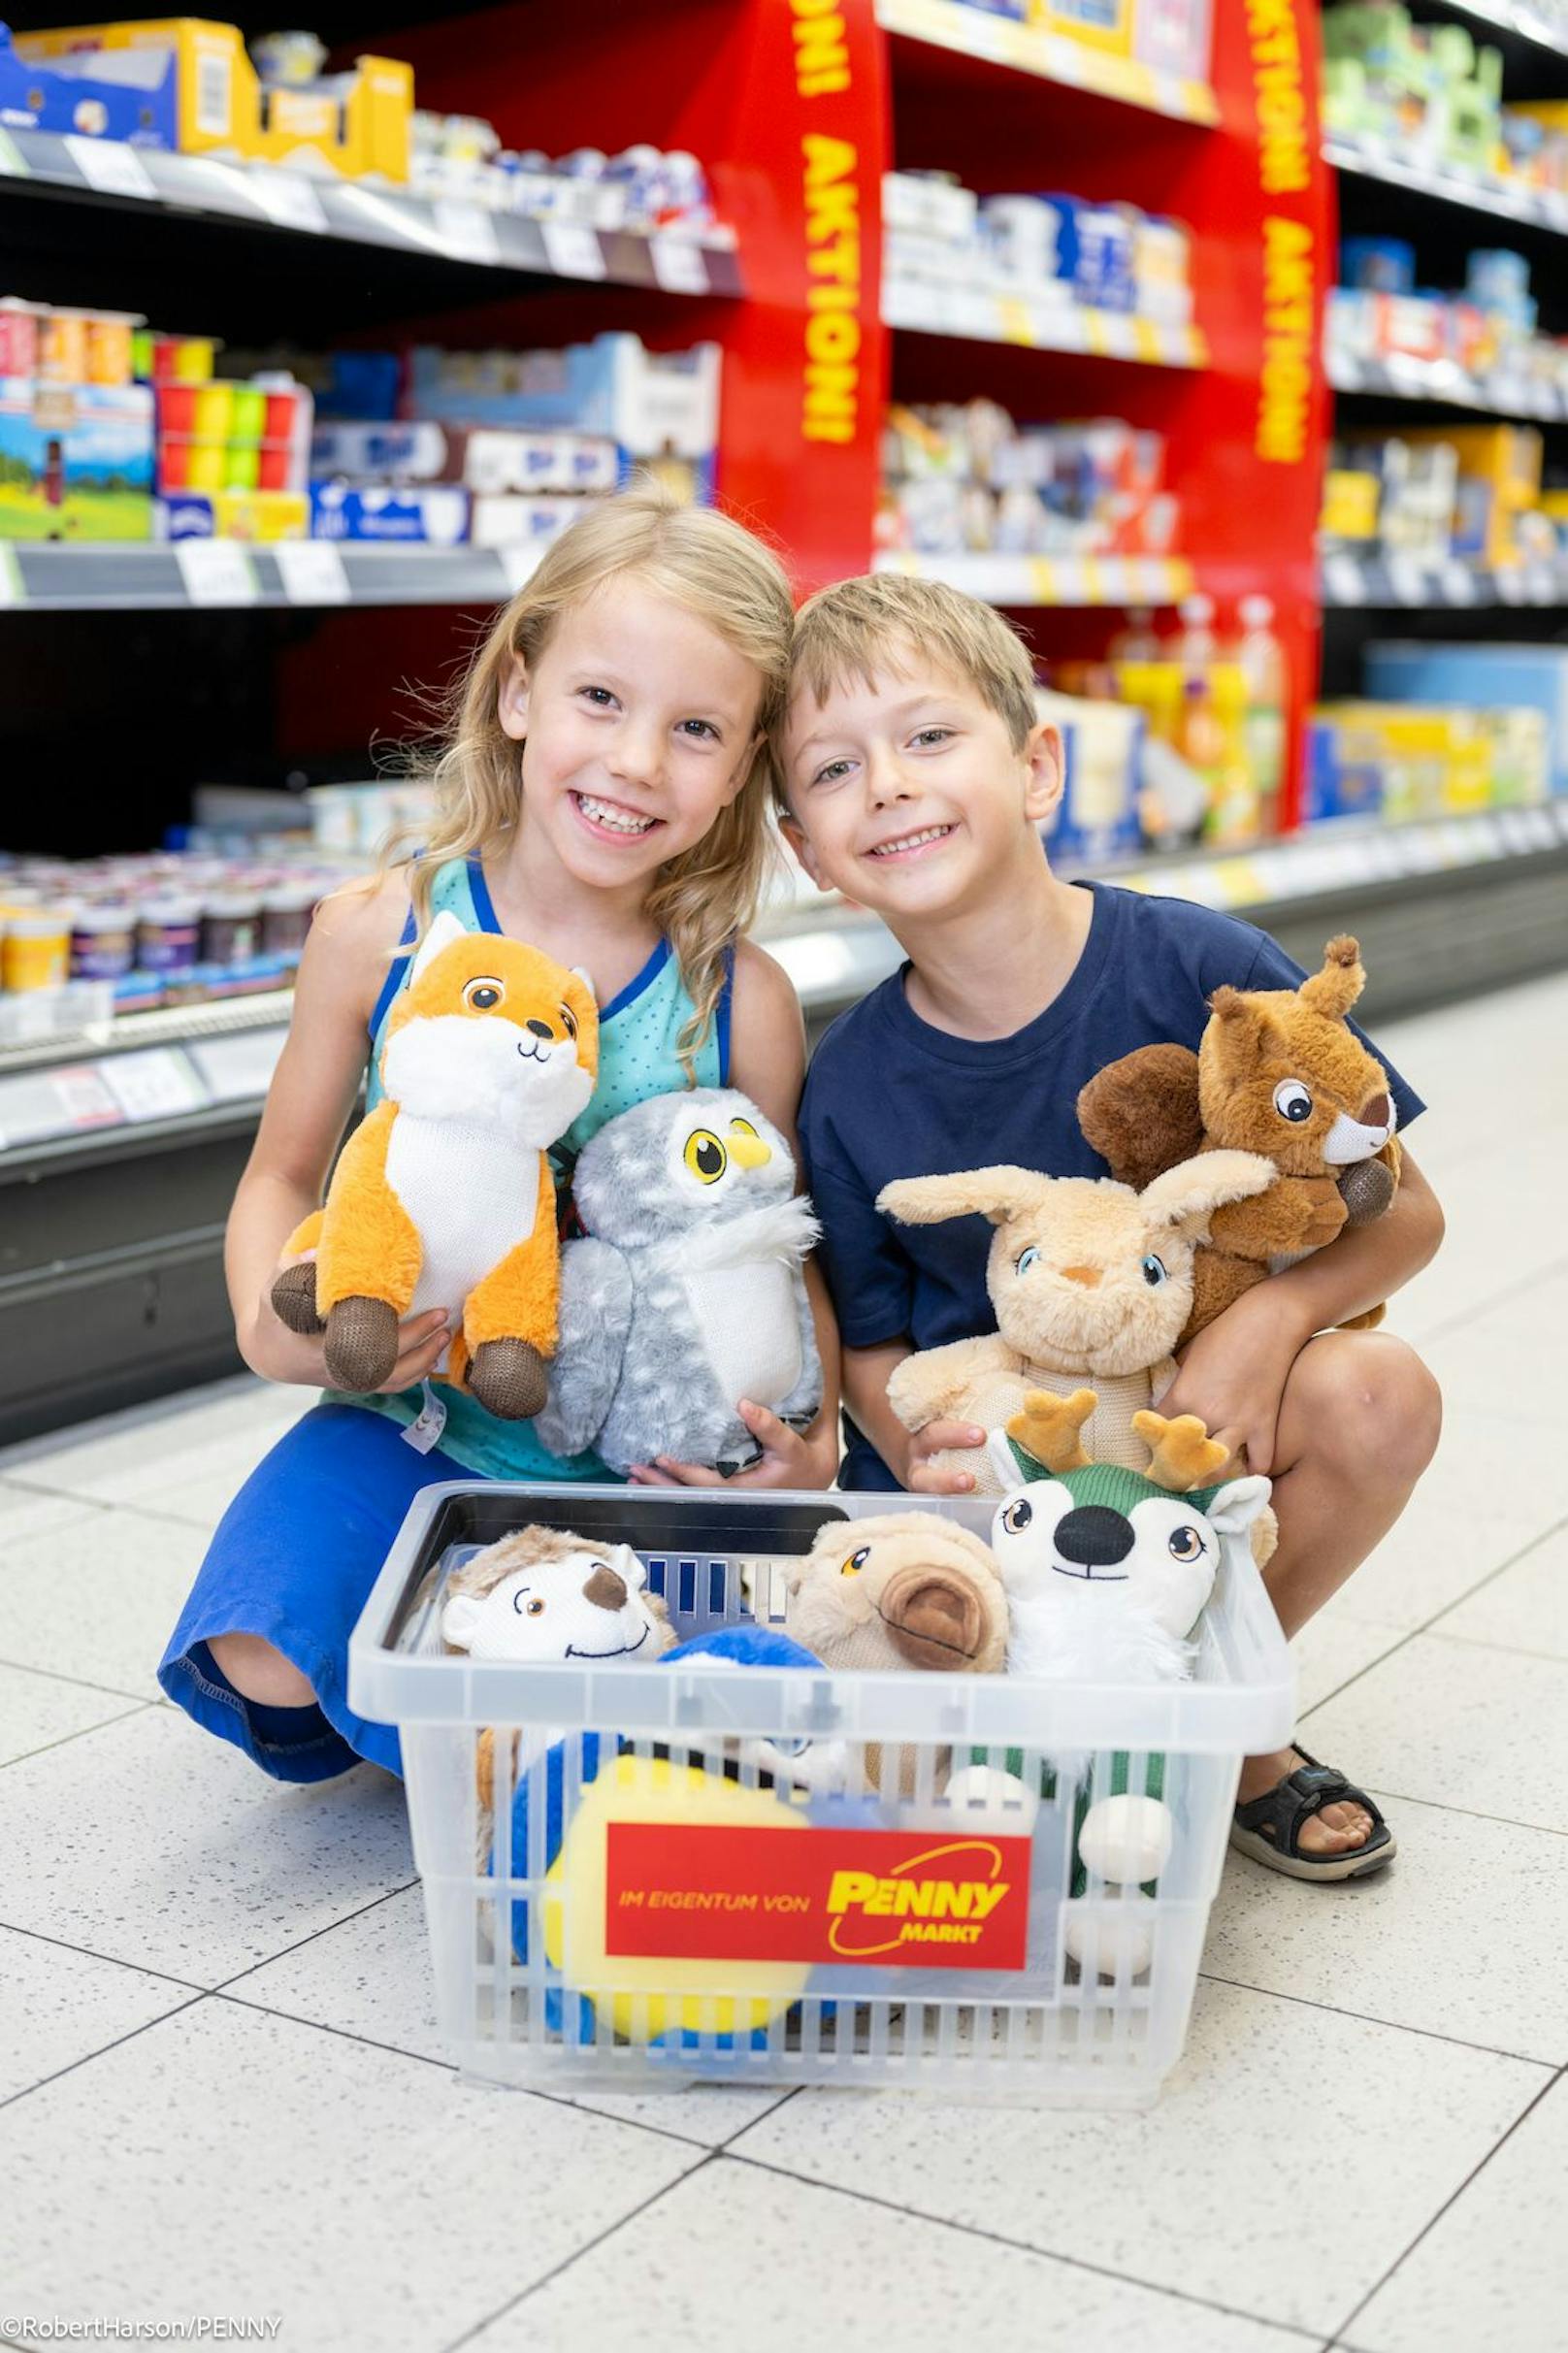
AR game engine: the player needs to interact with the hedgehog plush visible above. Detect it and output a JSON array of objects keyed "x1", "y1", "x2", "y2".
[{"x1": 536, "y1": 1088, "x2": 823, "y2": 1477}]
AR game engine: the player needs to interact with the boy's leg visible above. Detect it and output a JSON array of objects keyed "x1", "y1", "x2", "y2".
[{"x1": 1236, "y1": 1329, "x2": 1442, "y2": 1857}]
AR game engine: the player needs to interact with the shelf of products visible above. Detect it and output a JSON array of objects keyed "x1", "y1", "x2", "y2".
[
  {"x1": 875, "y1": 0, "x2": 1221, "y2": 123},
  {"x1": 1325, "y1": 134, "x2": 1568, "y2": 231},
  {"x1": 0, "y1": 126, "x2": 741, "y2": 300},
  {"x1": 874, "y1": 550, "x2": 1197, "y2": 604},
  {"x1": 1325, "y1": 348, "x2": 1568, "y2": 419},
  {"x1": 0, "y1": 540, "x2": 534, "y2": 610},
  {"x1": 1321, "y1": 547, "x2": 1568, "y2": 605},
  {"x1": 886, "y1": 279, "x2": 1207, "y2": 367}
]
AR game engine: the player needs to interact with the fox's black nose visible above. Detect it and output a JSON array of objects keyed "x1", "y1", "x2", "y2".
[
  {"x1": 525, "y1": 1019, "x2": 553, "y2": 1039},
  {"x1": 1055, "y1": 1505, "x2": 1134, "y2": 1567}
]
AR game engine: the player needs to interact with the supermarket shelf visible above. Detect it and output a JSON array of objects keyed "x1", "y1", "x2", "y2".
[
  {"x1": 0, "y1": 988, "x2": 294, "y2": 1082},
  {"x1": 1423, "y1": 0, "x2": 1568, "y2": 59},
  {"x1": 885, "y1": 277, "x2": 1208, "y2": 369},
  {"x1": 0, "y1": 539, "x2": 530, "y2": 612},
  {"x1": 873, "y1": 550, "x2": 1196, "y2": 605},
  {"x1": 876, "y1": 0, "x2": 1220, "y2": 124},
  {"x1": 1327, "y1": 348, "x2": 1568, "y2": 422},
  {"x1": 0, "y1": 125, "x2": 742, "y2": 299},
  {"x1": 1321, "y1": 546, "x2": 1568, "y2": 607},
  {"x1": 1324, "y1": 135, "x2": 1568, "y2": 236}
]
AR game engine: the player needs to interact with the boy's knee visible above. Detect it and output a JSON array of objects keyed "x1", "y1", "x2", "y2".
[
  {"x1": 1295, "y1": 1334, "x2": 1442, "y2": 1488},
  {"x1": 207, "y1": 1631, "x2": 316, "y2": 1708}
]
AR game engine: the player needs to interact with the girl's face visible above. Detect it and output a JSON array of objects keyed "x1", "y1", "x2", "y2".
[{"x1": 499, "y1": 572, "x2": 764, "y2": 889}]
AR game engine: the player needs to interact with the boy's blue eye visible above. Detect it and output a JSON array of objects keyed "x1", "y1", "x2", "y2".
[
  {"x1": 811, "y1": 759, "x2": 853, "y2": 788},
  {"x1": 1142, "y1": 1255, "x2": 1167, "y2": 1286},
  {"x1": 1017, "y1": 1245, "x2": 1041, "y2": 1274},
  {"x1": 912, "y1": 727, "x2": 952, "y2": 748}
]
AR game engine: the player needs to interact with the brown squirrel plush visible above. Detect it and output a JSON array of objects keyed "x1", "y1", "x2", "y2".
[{"x1": 1077, "y1": 935, "x2": 1401, "y2": 1346}]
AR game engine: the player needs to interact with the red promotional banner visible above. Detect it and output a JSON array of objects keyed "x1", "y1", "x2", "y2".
[{"x1": 604, "y1": 1822, "x2": 1032, "y2": 1971}]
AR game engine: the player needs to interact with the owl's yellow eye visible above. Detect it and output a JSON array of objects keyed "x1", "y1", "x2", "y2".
[
  {"x1": 463, "y1": 976, "x2": 504, "y2": 1013},
  {"x1": 684, "y1": 1129, "x2": 728, "y2": 1184},
  {"x1": 730, "y1": 1117, "x2": 758, "y2": 1137},
  {"x1": 841, "y1": 1545, "x2": 871, "y2": 1577}
]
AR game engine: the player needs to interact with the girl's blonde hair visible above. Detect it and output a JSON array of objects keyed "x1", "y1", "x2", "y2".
[{"x1": 406, "y1": 481, "x2": 795, "y2": 1068}]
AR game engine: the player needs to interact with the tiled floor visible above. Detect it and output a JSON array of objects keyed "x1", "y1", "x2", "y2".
[{"x1": 2, "y1": 970, "x2": 1565, "y2": 2353}]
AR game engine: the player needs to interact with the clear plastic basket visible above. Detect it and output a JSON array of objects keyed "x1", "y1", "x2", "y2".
[{"x1": 349, "y1": 1482, "x2": 1294, "y2": 2108}]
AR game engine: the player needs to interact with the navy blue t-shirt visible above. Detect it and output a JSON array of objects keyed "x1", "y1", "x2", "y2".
[{"x1": 800, "y1": 880, "x2": 1425, "y2": 1489}]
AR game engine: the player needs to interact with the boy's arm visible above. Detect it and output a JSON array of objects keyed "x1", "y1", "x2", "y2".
[
  {"x1": 844, "y1": 1339, "x2": 989, "y2": 1495},
  {"x1": 1160, "y1": 1148, "x2": 1444, "y2": 1475}
]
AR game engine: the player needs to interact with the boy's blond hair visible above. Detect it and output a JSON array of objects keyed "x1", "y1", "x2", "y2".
[
  {"x1": 405, "y1": 481, "x2": 795, "y2": 1068},
  {"x1": 777, "y1": 572, "x2": 1037, "y2": 804}
]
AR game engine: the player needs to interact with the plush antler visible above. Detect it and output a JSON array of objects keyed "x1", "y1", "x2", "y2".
[
  {"x1": 1007, "y1": 1388, "x2": 1096, "y2": 1475},
  {"x1": 1298, "y1": 933, "x2": 1365, "y2": 1022},
  {"x1": 1132, "y1": 1409, "x2": 1234, "y2": 1492}
]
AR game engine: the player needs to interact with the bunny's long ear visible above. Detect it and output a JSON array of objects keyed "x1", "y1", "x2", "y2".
[
  {"x1": 879, "y1": 1167, "x2": 1049, "y2": 1228},
  {"x1": 408, "y1": 906, "x2": 469, "y2": 986},
  {"x1": 1141, "y1": 1150, "x2": 1276, "y2": 1237}
]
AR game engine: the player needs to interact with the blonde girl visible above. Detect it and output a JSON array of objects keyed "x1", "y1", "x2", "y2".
[{"x1": 158, "y1": 486, "x2": 838, "y2": 1783}]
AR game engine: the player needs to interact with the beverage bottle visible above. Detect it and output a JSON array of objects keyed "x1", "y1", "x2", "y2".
[
  {"x1": 1108, "y1": 605, "x2": 1162, "y2": 664},
  {"x1": 1172, "y1": 591, "x2": 1218, "y2": 670},
  {"x1": 1232, "y1": 593, "x2": 1288, "y2": 834}
]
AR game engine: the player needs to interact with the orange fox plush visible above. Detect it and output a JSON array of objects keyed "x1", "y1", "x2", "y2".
[{"x1": 271, "y1": 908, "x2": 599, "y2": 1419}]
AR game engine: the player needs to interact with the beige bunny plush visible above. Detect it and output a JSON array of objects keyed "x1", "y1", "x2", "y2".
[{"x1": 878, "y1": 1153, "x2": 1275, "y2": 1496}]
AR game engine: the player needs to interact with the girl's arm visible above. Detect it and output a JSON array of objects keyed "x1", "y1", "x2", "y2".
[
  {"x1": 230, "y1": 873, "x2": 449, "y2": 1391},
  {"x1": 629, "y1": 938, "x2": 843, "y2": 1490}
]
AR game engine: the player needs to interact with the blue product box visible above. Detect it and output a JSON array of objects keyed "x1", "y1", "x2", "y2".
[
  {"x1": 0, "y1": 21, "x2": 178, "y2": 146},
  {"x1": 309, "y1": 481, "x2": 471, "y2": 544},
  {"x1": 1364, "y1": 641, "x2": 1568, "y2": 796},
  {"x1": 1305, "y1": 717, "x2": 1384, "y2": 823},
  {"x1": 1041, "y1": 195, "x2": 1135, "y2": 312},
  {"x1": 1340, "y1": 237, "x2": 1416, "y2": 293}
]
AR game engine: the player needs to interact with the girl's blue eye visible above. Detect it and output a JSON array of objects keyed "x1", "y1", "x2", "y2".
[
  {"x1": 1142, "y1": 1255, "x2": 1167, "y2": 1286},
  {"x1": 1017, "y1": 1245, "x2": 1041, "y2": 1274},
  {"x1": 580, "y1": 686, "x2": 615, "y2": 706},
  {"x1": 679, "y1": 718, "x2": 719, "y2": 740}
]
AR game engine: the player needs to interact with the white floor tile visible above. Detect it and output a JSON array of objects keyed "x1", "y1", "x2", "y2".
[
  {"x1": 0, "y1": 1663, "x2": 147, "y2": 1766},
  {"x1": 727, "y1": 1977, "x2": 1546, "y2": 2337},
  {"x1": 1428, "y1": 1522, "x2": 1568, "y2": 1662},
  {"x1": 0, "y1": 1926, "x2": 195, "y2": 2104},
  {"x1": 0, "y1": 1996, "x2": 702, "y2": 2346},
  {"x1": 475, "y1": 2150, "x2": 1316, "y2": 2353},
  {"x1": 1330, "y1": 1408, "x2": 1568, "y2": 1633},
  {"x1": 1301, "y1": 1635, "x2": 1568, "y2": 1836},
  {"x1": 1418, "y1": 1267, "x2": 1568, "y2": 1424},
  {"x1": 0, "y1": 1481, "x2": 107, "y2": 1543},
  {"x1": 0, "y1": 1707, "x2": 414, "y2": 1984},
  {"x1": 228, "y1": 1882, "x2": 789, "y2": 2150},
  {"x1": 0, "y1": 1508, "x2": 211, "y2": 1701},
  {"x1": 1, "y1": 1379, "x2": 300, "y2": 1512},
  {"x1": 1206, "y1": 1793, "x2": 1568, "y2": 2063},
  {"x1": 1289, "y1": 1609, "x2": 1407, "y2": 1716},
  {"x1": 1389, "y1": 1155, "x2": 1565, "y2": 1343},
  {"x1": 1345, "y1": 2075, "x2": 1568, "y2": 2353}
]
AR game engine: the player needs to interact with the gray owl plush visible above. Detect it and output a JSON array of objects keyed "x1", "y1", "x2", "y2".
[{"x1": 535, "y1": 1088, "x2": 823, "y2": 1477}]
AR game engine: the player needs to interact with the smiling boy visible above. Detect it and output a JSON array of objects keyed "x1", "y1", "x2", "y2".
[{"x1": 777, "y1": 573, "x2": 1444, "y2": 1882}]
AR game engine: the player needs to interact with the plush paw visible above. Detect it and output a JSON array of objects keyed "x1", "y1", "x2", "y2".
[
  {"x1": 1296, "y1": 1175, "x2": 1351, "y2": 1250},
  {"x1": 1338, "y1": 1157, "x2": 1396, "y2": 1226},
  {"x1": 468, "y1": 1337, "x2": 549, "y2": 1422},
  {"x1": 270, "y1": 1260, "x2": 324, "y2": 1336},
  {"x1": 323, "y1": 1295, "x2": 400, "y2": 1391}
]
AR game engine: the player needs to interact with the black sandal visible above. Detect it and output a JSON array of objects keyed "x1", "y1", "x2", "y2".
[{"x1": 1230, "y1": 1746, "x2": 1396, "y2": 1881}]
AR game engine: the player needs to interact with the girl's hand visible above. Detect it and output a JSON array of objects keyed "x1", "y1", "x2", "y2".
[
  {"x1": 1158, "y1": 1284, "x2": 1312, "y2": 1477},
  {"x1": 243, "y1": 1253, "x2": 451, "y2": 1392},
  {"x1": 903, "y1": 1419, "x2": 988, "y2": 1496},
  {"x1": 628, "y1": 1398, "x2": 839, "y2": 1490}
]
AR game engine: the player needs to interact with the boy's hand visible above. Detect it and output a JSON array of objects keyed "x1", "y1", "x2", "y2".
[
  {"x1": 904, "y1": 1419, "x2": 988, "y2": 1495},
  {"x1": 628, "y1": 1399, "x2": 839, "y2": 1491},
  {"x1": 1158, "y1": 1284, "x2": 1313, "y2": 1478}
]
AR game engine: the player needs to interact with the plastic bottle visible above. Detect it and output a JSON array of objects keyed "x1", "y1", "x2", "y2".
[
  {"x1": 1108, "y1": 605, "x2": 1162, "y2": 664},
  {"x1": 1172, "y1": 591, "x2": 1218, "y2": 670},
  {"x1": 1232, "y1": 593, "x2": 1288, "y2": 834}
]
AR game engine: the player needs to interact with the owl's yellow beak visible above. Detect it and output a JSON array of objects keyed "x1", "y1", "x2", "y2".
[{"x1": 728, "y1": 1126, "x2": 771, "y2": 1169}]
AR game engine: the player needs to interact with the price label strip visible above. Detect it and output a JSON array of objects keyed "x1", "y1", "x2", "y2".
[
  {"x1": 100, "y1": 1048, "x2": 206, "y2": 1124},
  {"x1": 433, "y1": 199, "x2": 501, "y2": 266},
  {"x1": 176, "y1": 540, "x2": 260, "y2": 606},
  {"x1": 541, "y1": 219, "x2": 606, "y2": 279},
  {"x1": 649, "y1": 237, "x2": 708, "y2": 295},
  {"x1": 65, "y1": 135, "x2": 157, "y2": 202},
  {"x1": 246, "y1": 166, "x2": 329, "y2": 235},
  {"x1": 275, "y1": 540, "x2": 350, "y2": 605}
]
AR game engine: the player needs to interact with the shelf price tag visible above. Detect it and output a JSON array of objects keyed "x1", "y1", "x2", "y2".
[
  {"x1": 275, "y1": 541, "x2": 350, "y2": 605},
  {"x1": 541, "y1": 220, "x2": 606, "y2": 279},
  {"x1": 100, "y1": 1048, "x2": 205, "y2": 1124},
  {"x1": 187, "y1": 1029, "x2": 289, "y2": 1103},
  {"x1": 176, "y1": 540, "x2": 260, "y2": 606},
  {"x1": 496, "y1": 542, "x2": 544, "y2": 596},
  {"x1": 0, "y1": 128, "x2": 26, "y2": 180},
  {"x1": 649, "y1": 237, "x2": 708, "y2": 295},
  {"x1": 65, "y1": 136, "x2": 157, "y2": 201},
  {"x1": 433, "y1": 199, "x2": 502, "y2": 266},
  {"x1": 246, "y1": 166, "x2": 329, "y2": 235},
  {"x1": 0, "y1": 543, "x2": 22, "y2": 606}
]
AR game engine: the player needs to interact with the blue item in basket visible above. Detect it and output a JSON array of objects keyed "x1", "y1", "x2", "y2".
[{"x1": 505, "y1": 1624, "x2": 828, "y2": 2049}]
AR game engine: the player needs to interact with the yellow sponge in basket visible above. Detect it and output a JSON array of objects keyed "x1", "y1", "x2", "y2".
[{"x1": 541, "y1": 1753, "x2": 811, "y2": 2044}]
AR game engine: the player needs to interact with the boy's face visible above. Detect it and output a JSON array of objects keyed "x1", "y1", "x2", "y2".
[{"x1": 777, "y1": 658, "x2": 1062, "y2": 923}]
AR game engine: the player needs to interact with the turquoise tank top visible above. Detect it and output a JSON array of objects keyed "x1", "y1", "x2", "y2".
[{"x1": 333, "y1": 855, "x2": 731, "y2": 1480}]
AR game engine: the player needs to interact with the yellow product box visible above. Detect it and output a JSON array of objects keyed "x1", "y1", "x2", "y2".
[
  {"x1": 1401, "y1": 424, "x2": 1543, "y2": 566},
  {"x1": 16, "y1": 20, "x2": 410, "y2": 180},
  {"x1": 209, "y1": 488, "x2": 308, "y2": 539},
  {"x1": 1031, "y1": 0, "x2": 1136, "y2": 56},
  {"x1": 1321, "y1": 468, "x2": 1380, "y2": 541}
]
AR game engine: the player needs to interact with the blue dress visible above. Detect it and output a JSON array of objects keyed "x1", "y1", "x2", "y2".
[{"x1": 158, "y1": 856, "x2": 732, "y2": 1781}]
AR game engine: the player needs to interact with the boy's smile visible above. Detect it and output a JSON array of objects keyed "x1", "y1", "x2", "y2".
[{"x1": 779, "y1": 664, "x2": 1062, "y2": 920}]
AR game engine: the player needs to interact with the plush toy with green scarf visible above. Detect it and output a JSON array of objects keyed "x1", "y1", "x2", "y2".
[{"x1": 960, "y1": 1388, "x2": 1275, "y2": 1976}]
